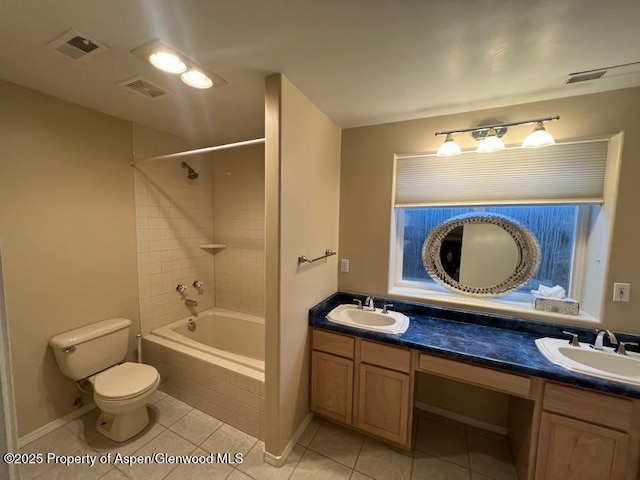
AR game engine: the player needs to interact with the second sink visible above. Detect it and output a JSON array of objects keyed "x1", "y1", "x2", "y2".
[
  {"x1": 536, "y1": 337, "x2": 640, "y2": 386},
  {"x1": 326, "y1": 304, "x2": 410, "y2": 334}
]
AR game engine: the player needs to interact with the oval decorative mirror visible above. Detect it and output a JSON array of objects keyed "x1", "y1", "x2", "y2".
[{"x1": 421, "y1": 213, "x2": 541, "y2": 296}]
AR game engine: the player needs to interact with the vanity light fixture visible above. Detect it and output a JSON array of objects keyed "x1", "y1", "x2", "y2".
[
  {"x1": 476, "y1": 127, "x2": 506, "y2": 153},
  {"x1": 436, "y1": 133, "x2": 462, "y2": 157},
  {"x1": 522, "y1": 121, "x2": 556, "y2": 148},
  {"x1": 434, "y1": 116, "x2": 559, "y2": 155}
]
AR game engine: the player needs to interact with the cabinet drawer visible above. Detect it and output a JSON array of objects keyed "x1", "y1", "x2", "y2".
[
  {"x1": 543, "y1": 383, "x2": 634, "y2": 432},
  {"x1": 360, "y1": 340, "x2": 411, "y2": 373},
  {"x1": 418, "y1": 354, "x2": 531, "y2": 398},
  {"x1": 313, "y1": 329, "x2": 354, "y2": 359}
]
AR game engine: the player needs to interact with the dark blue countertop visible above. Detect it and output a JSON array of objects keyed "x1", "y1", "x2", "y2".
[{"x1": 309, "y1": 292, "x2": 640, "y2": 400}]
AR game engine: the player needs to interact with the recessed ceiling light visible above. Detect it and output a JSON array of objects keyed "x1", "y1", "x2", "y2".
[
  {"x1": 148, "y1": 51, "x2": 186, "y2": 74},
  {"x1": 181, "y1": 69, "x2": 213, "y2": 89}
]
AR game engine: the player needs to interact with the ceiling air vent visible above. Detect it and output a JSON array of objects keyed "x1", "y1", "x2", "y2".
[
  {"x1": 46, "y1": 28, "x2": 108, "y2": 60},
  {"x1": 119, "y1": 77, "x2": 172, "y2": 100},
  {"x1": 566, "y1": 62, "x2": 640, "y2": 84}
]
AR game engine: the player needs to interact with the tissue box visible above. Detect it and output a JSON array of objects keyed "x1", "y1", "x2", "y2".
[{"x1": 531, "y1": 293, "x2": 580, "y2": 315}]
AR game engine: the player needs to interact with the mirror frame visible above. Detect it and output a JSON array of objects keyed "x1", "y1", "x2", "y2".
[{"x1": 421, "y1": 212, "x2": 541, "y2": 297}]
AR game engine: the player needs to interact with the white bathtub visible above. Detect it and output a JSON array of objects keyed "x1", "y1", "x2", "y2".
[
  {"x1": 143, "y1": 307, "x2": 266, "y2": 439},
  {"x1": 150, "y1": 307, "x2": 265, "y2": 372}
]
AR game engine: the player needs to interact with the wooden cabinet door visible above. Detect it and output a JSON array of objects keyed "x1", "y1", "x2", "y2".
[
  {"x1": 535, "y1": 412, "x2": 629, "y2": 480},
  {"x1": 356, "y1": 363, "x2": 410, "y2": 445},
  {"x1": 311, "y1": 351, "x2": 353, "y2": 424}
]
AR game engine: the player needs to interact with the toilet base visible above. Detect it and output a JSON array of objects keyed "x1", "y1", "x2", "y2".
[{"x1": 96, "y1": 405, "x2": 150, "y2": 442}]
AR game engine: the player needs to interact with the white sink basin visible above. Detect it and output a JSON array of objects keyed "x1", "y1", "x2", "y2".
[
  {"x1": 536, "y1": 337, "x2": 640, "y2": 386},
  {"x1": 326, "y1": 304, "x2": 410, "y2": 334}
]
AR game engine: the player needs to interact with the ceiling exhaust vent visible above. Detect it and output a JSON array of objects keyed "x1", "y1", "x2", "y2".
[
  {"x1": 566, "y1": 62, "x2": 640, "y2": 84},
  {"x1": 46, "y1": 28, "x2": 108, "y2": 60},
  {"x1": 119, "y1": 77, "x2": 172, "y2": 99}
]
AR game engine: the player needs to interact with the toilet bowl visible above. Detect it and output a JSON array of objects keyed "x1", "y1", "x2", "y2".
[
  {"x1": 49, "y1": 318, "x2": 161, "y2": 443},
  {"x1": 90, "y1": 362, "x2": 160, "y2": 442}
]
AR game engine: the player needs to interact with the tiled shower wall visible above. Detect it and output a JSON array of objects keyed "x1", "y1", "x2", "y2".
[
  {"x1": 134, "y1": 154, "x2": 216, "y2": 333},
  {"x1": 134, "y1": 125, "x2": 265, "y2": 332},
  {"x1": 212, "y1": 144, "x2": 265, "y2": 317}
]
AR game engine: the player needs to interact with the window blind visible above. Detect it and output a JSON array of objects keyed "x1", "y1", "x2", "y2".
[{"x1": 394, "y1": 140, "x2": 609, "y2": 207}]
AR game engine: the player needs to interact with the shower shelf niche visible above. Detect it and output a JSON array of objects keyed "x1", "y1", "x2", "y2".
[{"x1": 199, "y1": 244, "x2": 227, "y2": 250}]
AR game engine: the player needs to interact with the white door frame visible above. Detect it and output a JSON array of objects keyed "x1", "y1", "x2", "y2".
[{"x1": 0, "y1": 240, "x2": 19, "y2": 479}]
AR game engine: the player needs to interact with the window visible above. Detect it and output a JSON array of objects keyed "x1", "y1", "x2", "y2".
[
  {"x1": 389, "y1": 137, "x2": 620, "y2": 319},
  {"x1": 396, "y1": 205, "x2": 589, "y2": 297}
]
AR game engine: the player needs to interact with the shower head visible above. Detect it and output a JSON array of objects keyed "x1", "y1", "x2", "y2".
[{"x1": 181, "y1": 161, "x2": 199, "y2": 180}]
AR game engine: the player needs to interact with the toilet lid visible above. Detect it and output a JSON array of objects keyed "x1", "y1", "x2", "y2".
[{"x1": 93, "y1": 362, "x2": 159, "y2": 400}]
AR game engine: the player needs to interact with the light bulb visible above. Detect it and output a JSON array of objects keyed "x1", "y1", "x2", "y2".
[
  {"x1": 148, "y1": 51, "x2": 186, "y2": 74},
  {"x1": 477, "y1": 128, "x2": 505, "y2": 153},
  {"x1": 436, "y1": 134, "x2": 462, "y2": 156},
  {"x1": 181, "y1": 70, "x2": 213, "y2": 89},
  {"x1": 522, "y1": 122, "x2": 555, "y2": 148}
]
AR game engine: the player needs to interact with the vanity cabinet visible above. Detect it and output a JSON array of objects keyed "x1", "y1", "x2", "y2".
[
  {"x1": 311, "y1": 351, "x2": 353, "y2": 424},
  {"x1": 534, "y1": 383, "x2": 637, "y2": 480},
  {"x1": 536, "y1": 412, "x2": 628, "y2": 480},
  {"x1": 311, "y1": 330, "x2": 355, "y2": 424},
  {"x1": 357, "y1": 340, "x2": 412, "y2": 444},
  {"x1": 311, "y1": 329, "x2": 413, "y2": 448}
]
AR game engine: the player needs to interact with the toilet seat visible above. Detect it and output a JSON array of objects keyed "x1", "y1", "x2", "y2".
[{"x1": 92, "y1": 362, "x2": 159, "y2": 401}]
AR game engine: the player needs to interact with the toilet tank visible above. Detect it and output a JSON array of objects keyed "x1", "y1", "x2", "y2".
[{"x1": 49, "y1": 318, "x2": 131, "y2": 381}]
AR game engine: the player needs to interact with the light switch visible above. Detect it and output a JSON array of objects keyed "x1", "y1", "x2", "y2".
[{"x1": 613, "y1": 283, "x2": 630, "y2": 302}]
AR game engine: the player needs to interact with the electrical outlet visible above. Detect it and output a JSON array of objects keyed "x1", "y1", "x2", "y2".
[
  {"x1": 613, "y1": 283, "x2": 630, "y2": 302},
  {"x1": 340, "y1": 258, "x2": 350, "y2": 273}
]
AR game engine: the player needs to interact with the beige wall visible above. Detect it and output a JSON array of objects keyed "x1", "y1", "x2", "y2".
[
  {"x1": 132, "y1": 125, "x2": 216, "y2": 333},
  {"x1": 212, "y1": 144, "x2": 265, "y2": 316},
  {"x1": 0, "y1": 80, "x2": 139, "y2": 436},
  {"x1": 339, "y1": 87, "x2": 640, "y2": 334},
  {"x1": 265, "y1": 75, "x2": 341, "y2": 457}
]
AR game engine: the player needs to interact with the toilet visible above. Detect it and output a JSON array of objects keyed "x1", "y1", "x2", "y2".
[{"x1": 49, "y1": 318, "x2": 160, "y2": 442}]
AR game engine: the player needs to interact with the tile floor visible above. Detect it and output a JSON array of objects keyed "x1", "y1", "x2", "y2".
[{"x1": 19, "y1": 390, "x2": 518, "y2": 479}]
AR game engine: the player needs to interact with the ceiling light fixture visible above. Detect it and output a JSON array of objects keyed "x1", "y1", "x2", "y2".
[
  {"x1": 434, "y1": 116, "x2": 559, "y2": 155},
  {"x1": 148, "y1": 51, "x2": 186, "y2": 74},
  {"x1": 131, "y1": 39, "x2": 227, "y2": 91},
  {"x1": 436, "y1": 134, "x2": 462, "y2": 157},
  {"x1": 181, "y1": 69, "x2": 213, "y2": 89}
]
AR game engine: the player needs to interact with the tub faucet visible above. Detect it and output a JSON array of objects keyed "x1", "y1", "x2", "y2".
[
  {"x1": 185, "y1": 299, "x2": 198, "y2": 308},
  {"x1": 364, "y1": 296, "x2": 375, "y2": 311},
  {"x1": 592, "y1": 329, "x2": 618, "y2": 351}
]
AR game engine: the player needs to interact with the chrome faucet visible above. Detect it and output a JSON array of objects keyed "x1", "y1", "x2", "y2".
[
  {"x1": 592, "y1": 329, "x2": 618, "y2": 351},
  {"x1": 364, "y1": 296, "x2": 375, "y2": 311},
  {"x1": 185, "y1": 299, "x2": 198, "y2": 308}
]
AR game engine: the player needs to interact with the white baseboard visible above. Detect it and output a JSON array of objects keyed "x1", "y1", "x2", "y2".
[
  {"x1": 415, "y1": 401, "x2": 507, "y2": 436},
  {"x1": 263, "y1": 412, "x2": 313, "y2": 467},
  {"x1": 19, "y1": 402, "x2": 97, "y2": 448}
]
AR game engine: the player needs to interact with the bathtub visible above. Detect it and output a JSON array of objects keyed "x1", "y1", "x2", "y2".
[
  {"x1": 143, "y1": 307, "x2": 265, "y2": 439},
  {"x1": 151, "y1": 308, "x2": 264, "y2": 372}
]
